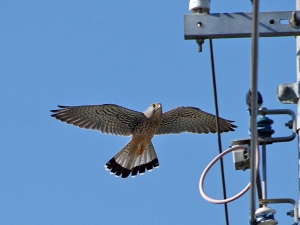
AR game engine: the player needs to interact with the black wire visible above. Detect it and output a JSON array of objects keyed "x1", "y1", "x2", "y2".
[{"x1": 208, "y1": 39, "x2": 229, "y2": 225}]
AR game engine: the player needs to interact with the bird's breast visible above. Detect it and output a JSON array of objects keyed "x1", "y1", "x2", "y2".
[
  {"x1": 130, "y1": 117, "x2": 161, "y2": 156},
  {"x1": 133, "y1": 117, "x2": 161, "y2": 136}
]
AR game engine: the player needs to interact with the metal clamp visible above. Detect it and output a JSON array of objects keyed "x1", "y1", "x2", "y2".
[
  {"x1": 258, "y1": 198, "x2": 298, "y2": 225},
  {"x1": 231, "y1": 108, "x2": 296, "y2": 145}
]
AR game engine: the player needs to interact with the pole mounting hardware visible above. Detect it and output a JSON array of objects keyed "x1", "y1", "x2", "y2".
[{"x1": 184, "y1": 11, "x2": 300, "y2": 40}]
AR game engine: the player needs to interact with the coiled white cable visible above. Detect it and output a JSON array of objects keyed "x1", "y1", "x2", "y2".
[{"x1": 199, "y1": 145, "x2": 259, "y2": 204}]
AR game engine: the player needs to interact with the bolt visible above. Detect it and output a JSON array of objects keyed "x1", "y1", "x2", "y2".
[
  {"x1": 196, "y1": 39, "x2": 204, "y2": 52},
  {"x1": 289, "y1": 12, "x2": 299, "y2": 28},
  {"x1": 285, "y1": 120, "x2": 293, "y2": 129},
  {"x1": 286, "y1": 210, "x2": 294, "y2": 217}
]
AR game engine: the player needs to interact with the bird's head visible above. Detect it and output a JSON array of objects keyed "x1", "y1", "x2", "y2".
[{"x1": 143, "y1": 103, "x2": 162, "y2": 118}]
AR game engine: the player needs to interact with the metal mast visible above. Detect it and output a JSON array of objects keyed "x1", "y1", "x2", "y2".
[{"x1": 249, "y1": 0, "x2": 260, "y2": 223}]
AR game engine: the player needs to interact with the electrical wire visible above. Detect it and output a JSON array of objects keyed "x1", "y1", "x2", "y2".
[{"x1": 208, "y1": 39, "x2": 229, "y2": 225}]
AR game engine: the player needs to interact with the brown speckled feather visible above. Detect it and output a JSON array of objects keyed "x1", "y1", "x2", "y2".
[
  {"x1": 156, "y1": 106, "x2": 236, "y2": 135},
  {"x1": 50, "y1": 104, "x2": 146, "y2": 136}
]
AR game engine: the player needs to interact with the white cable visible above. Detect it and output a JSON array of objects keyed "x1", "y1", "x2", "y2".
[{"x1": 199, "y1": 145, "x2": 259, "y2": 204}]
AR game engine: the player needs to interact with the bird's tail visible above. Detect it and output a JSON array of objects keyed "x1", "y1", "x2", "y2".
[{"x1": 104, "y1": 141, "x2": 159, "y2": 178}]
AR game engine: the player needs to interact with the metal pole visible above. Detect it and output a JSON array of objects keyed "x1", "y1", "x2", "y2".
[
  {"x1": 296, "y1": 0, "x2": 300, "y2": 221},
  {"x1": 256, "y1": 170, "x2": 263, "y2": 208},
  {"x1": 262, "y1": 143, "x2": 267, "y2": 206},
  {"x1": 249, "y1": 0, "x2": 260, "y2": 224}
]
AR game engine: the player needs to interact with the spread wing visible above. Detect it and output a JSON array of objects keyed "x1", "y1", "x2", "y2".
[
  {"x1": 50, "y1": 104, "x2": 146, "y2": 136},
  {"x1": 156, "y1": 107, "x2": 236, "y2": 135}
]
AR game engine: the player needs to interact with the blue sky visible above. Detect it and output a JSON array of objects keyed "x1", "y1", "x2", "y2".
[{"x1": 1, "y1": 1, "x2": 298, "y2": 224}]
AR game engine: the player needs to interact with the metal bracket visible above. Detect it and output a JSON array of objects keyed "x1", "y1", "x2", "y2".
[
  {"x1": 184, "y1": 11, "x2": 300, "y2": 40},
  {"x1": 258, "y1": 198, "x2": 298, "y2": 225},
  {"x1": 231, "y1": 108, "x2": 296, "y2": 145}
]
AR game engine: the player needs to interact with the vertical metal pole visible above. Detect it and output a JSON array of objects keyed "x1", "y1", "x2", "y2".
[
  {"x1": 262, "y1": 143, "x2": 267, "y2": 206},
  {"x1": 249, "y1": 0, "x2": 260, "y2": 224},
  {"x1": 296, "y1": 0, "x2": 300, "y2": 221},
  {"x1": 256, "y1": 169, "x2": 263, "y2": 207}
]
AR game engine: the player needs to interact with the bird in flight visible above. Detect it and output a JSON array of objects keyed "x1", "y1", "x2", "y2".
[{"x1": 50, "y1": 103, "x2": 236, "y2": 178}]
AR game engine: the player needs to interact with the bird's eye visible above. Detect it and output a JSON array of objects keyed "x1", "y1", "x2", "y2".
[{"x1": 152, "y1": 104, "x2": 156, "y2": 108}]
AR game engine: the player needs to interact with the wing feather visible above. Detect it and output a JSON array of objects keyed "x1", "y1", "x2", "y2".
[
  {"x1": 50, "y1": 104, "x2": 145, "y2": 136},
  {"x1": 156, "y1": 107, "x2": 236, "y2": 135}
]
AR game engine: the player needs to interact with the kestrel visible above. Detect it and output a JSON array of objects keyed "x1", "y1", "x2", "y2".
[{"x1": 50, "y1": 103, "x2": 236, "y2": 178}]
